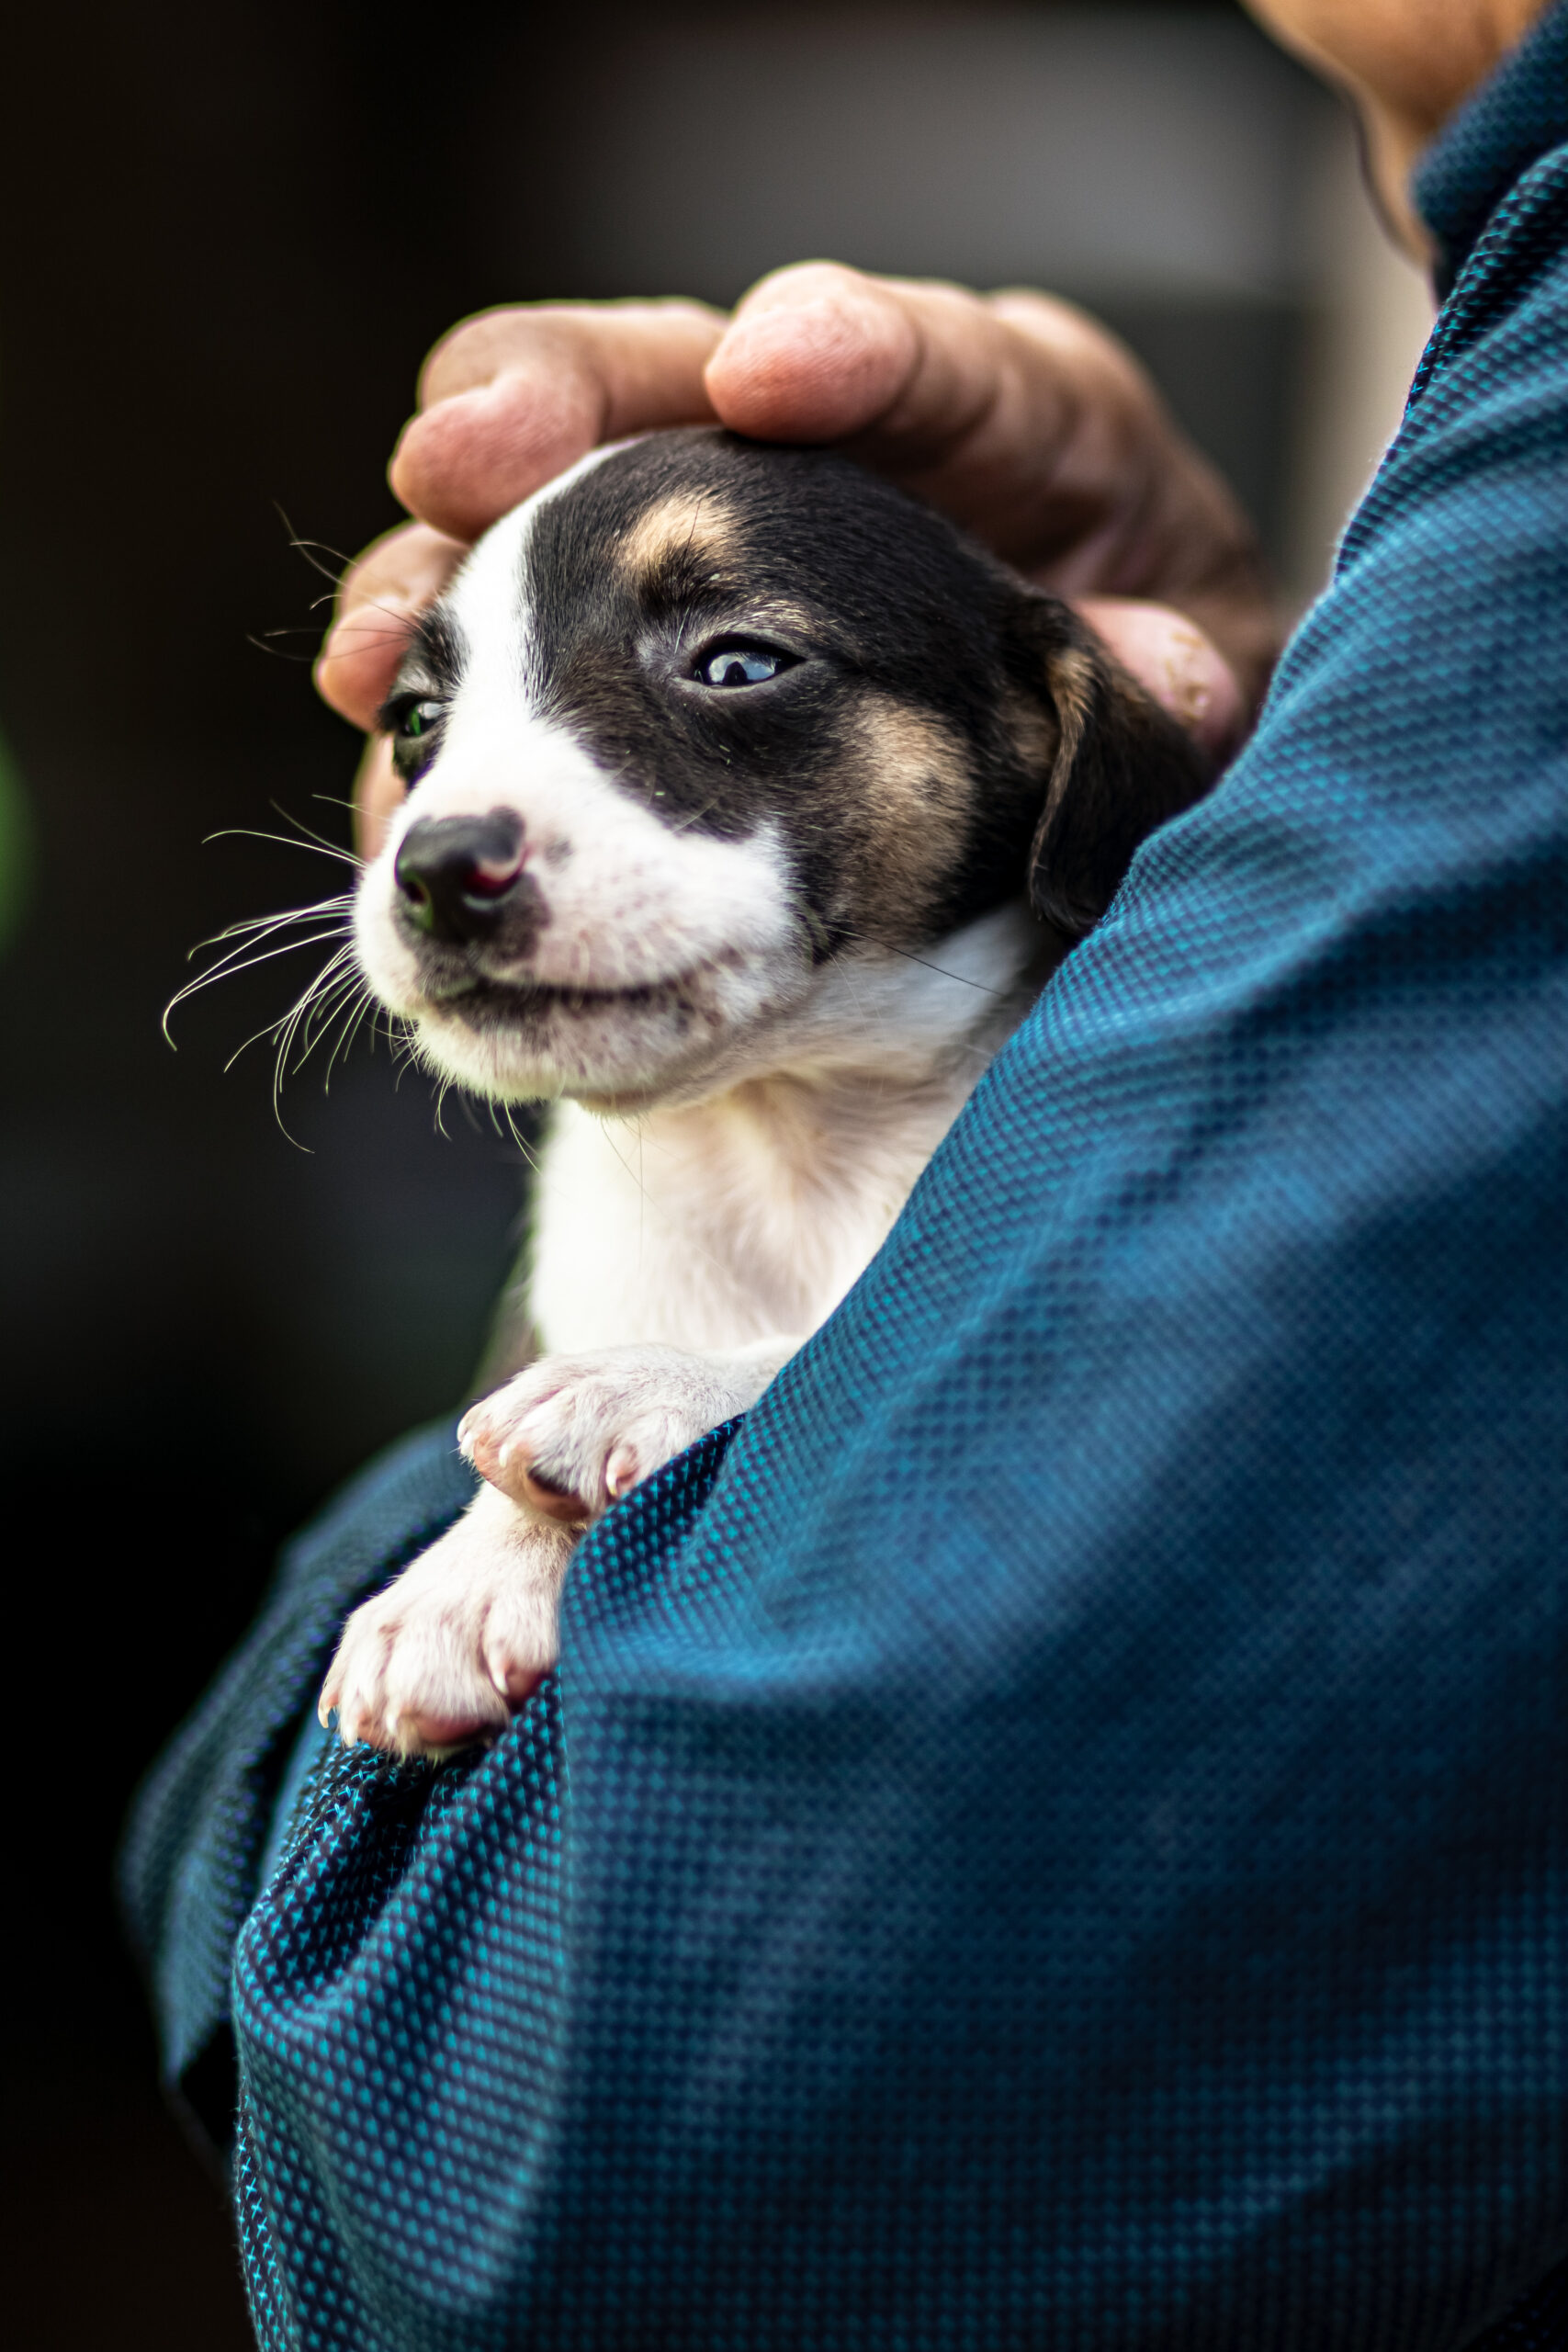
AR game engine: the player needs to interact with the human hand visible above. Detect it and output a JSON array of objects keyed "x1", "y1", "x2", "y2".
[{"x1": 317, "y1": 271, "x2": 1278, "y2": 856}]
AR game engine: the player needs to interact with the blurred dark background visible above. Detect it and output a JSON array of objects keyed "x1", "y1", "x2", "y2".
[{"x1": 0, "y1": 4, "x2": 1431, "y2": 2343}]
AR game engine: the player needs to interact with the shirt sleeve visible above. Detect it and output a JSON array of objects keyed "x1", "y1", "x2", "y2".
[{"x1": 156, "y1": 114, "x2": 1568, "y2": 2352}]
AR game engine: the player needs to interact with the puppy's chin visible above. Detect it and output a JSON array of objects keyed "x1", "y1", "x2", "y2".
[
  {"x1": 351, "y1": 812, "x2": 810, "y2": 1108},
  {"x1": 399, "y1": 966, "x2": 810, "y2": 1110}
]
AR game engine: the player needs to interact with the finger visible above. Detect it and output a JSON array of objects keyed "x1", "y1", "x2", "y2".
[
  {"x1": 389, "y1": 299, "x2": 726, "y2": 543},
  {"x1": 705, "y1": 265, "x2": 1277, "y2": 711},
  {"x1": 1074, "y1": 595, "x2": 1247, "y2": 765},
  {"x1": 705, "y1": 266, "x2": 1126, "y2": 569},
  {"x1": 315, "y1": 521, "x2": 468, "y2": 731},
  {"x1": 705, "y1": 264, "x2": 920, "y2": 445},
  {"x1": 353, "y1": 735, "x2": 405, "y2": 864}
]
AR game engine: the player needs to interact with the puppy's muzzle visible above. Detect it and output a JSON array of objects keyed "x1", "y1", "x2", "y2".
[{"x1": 394, "y1": 810, "x2": 539, "y2": 949}]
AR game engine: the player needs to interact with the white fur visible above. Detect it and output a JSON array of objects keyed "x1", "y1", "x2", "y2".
[
  {"x1": 354, "y1": 466, "x2": 805, "y2": 1110},
  {"x1": 463, "y1": 1339, "x2": 799, "y2": 1511},
  {"x1": 321, "y1": 922, "x2": 1040, "y2": 1755},
  {"x1": 323, "y1": 458, "x2": 1057, "y2": 1756},
  {"x1": 321, "y1": 1487, "x2": 571, "y2": 1755}
]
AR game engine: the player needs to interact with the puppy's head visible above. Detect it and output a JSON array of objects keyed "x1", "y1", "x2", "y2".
[{"x1": 355, "y1": 428, "x2": 1209, "y2": 1108}]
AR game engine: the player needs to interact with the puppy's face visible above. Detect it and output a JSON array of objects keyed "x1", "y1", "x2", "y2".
[{"x1": 354, "y1": 430, "x2": 1206, "y2": 1109}]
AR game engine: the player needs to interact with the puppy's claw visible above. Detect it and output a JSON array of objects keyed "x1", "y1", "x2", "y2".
[
  {"x1": 604, "y1": 1442, "x2": 641, "y2": 1501},
  {"x1": 515, "y1": 1465, "x2": 592, "y2": 1524},
  {"x1": 314, "y1": 1492, "x2": 570, "y2": 1761},
  {"x1": 486, "y1": 1644, "x2": 547, "y2": 1706},
  {"x1": 459, "y1": 1342, "x2": 783, "y2": 1527}
]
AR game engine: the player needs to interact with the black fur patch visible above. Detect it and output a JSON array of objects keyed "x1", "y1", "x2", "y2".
[
  {"x1": 397, "y1": 428, "x2": 1210, "y2": 954},
  {"x1": 380, "y1": 605, "x2": 469, "y2": 788}
]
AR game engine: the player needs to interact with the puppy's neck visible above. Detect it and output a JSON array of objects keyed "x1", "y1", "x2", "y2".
[
  {"x1": 520, "y1": 904, "x2": 1058, "y2": 1364},
  {"x1": 600, "y1": 893, "x2": 1055, "y2": 1270}
]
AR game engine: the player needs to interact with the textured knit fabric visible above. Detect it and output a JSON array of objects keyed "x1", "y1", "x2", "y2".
[
  {"x1": 123, "y1": 11, "x2": 1568, "y2": 2345},
  {"x1": 1416, "y1": 0, "x2": 1568, "y2": 298},
  {"x1": 120, "y1": 1424, "x2": 478, "y2": 2142}
]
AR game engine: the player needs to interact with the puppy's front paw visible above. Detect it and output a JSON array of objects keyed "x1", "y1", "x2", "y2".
[
  {"x1": 459, "y1": 1341, "x2": 791, "y2": 1522},
  {"x1": 319, "y1": 1488, "x2": 571, "y2": 1758}
]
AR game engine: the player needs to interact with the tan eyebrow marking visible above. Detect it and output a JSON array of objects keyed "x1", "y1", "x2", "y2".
[{"x1": 617, "y1": 490, "x2": 740, "y2": 580}]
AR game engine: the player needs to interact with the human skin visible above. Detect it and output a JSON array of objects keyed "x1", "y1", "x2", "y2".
[
  {"x1": 1245, "y1": 0, "x2": 1551, "y2": 255},
  {"x1": 319, "y1": 284, "x2": 1269, "y2": 856},
  {"x1": 317, "y1": 0, "x2": 1551, "y2": 858}
]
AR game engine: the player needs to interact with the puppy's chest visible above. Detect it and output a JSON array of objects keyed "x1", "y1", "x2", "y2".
[{"x1": 528, "y1": 1086, "x2": 965, "y2": 1355}]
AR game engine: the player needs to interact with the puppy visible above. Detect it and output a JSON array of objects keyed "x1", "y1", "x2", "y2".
[{"x1": 319, "y1": 427, "x2": 1209, "y2": 1756}]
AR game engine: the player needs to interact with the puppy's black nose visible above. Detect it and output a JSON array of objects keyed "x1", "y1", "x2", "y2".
[{"x1": 394, "y1": 811, "x2": 526, "y2": 944}]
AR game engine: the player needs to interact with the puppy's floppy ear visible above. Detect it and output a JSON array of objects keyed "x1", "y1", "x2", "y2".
[{"x1": 1012, "y1": 594, "x2": 1215, "y2": 944}]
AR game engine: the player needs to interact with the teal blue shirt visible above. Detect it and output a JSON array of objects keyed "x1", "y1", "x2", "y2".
[{"x1": 125, "y1": 11, "x2": 1568, "y2": 2344}]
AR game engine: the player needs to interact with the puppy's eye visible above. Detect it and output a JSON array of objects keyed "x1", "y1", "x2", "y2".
[{"x1": 694, "y1": 642, "x2": 794, "y2": 689}]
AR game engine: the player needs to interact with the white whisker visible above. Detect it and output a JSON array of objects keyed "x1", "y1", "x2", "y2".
[
  {"x1": 203, "y1": 823, "x2": 364, "y2": 872},
  {"x1": 164, "y1": 922, "x2": 355, "y2": 1039},
  {"x1": 191, "y1": 892, "x2": 355, "y2": 952}
]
